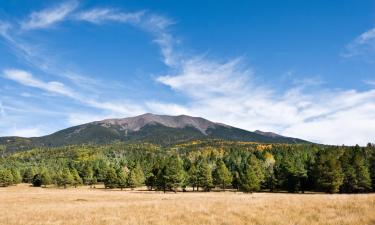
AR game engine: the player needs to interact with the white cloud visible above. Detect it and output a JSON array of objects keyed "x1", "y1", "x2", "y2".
[
  {"x1": 75, "y1": 8, "x2": 144, "y2": 24},
  {"x1": 3, "y1": 69, "x2": 76, "y2": 98},
  {"x1": 343, "y1": 27, "x2": 375, "y2": 58},
  {"x1": 156, "y1": 56, "x2": 375, "y2": 145},
  {"x1": 21, "y1": 0, "x2": 79, "y2": 30},
  {"x1": 75, "y1": 8, "x2": 177, "y2": 66},
  {"x1": 2, "y1": 69, "x2": 146, "y2": 117},
  {"x1": 0, "y1": 101, "x2": 5, "y2": 118}
]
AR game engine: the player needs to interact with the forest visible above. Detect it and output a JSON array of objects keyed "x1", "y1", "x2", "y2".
[{"x1": 0, "y1": 140, "x2": 374, "y2": 194}]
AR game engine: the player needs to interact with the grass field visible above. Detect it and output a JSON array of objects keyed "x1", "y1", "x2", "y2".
[{"x1": 1, "y1": 184, "x2": 375, "y2": 225}]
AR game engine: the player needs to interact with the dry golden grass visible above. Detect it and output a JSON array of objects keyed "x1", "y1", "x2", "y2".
[{"x1": 1, "y1": 184, "x2": 375, "y2": 225}]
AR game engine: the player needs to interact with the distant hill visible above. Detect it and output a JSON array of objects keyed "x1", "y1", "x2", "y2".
[{"x1": 0, "y1": 113, "x2": 309, "y2": 152}]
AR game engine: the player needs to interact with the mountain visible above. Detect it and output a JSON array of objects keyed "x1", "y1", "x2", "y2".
[{"x1": 0, "y1": 113, "x2": 309, "y2": 152}]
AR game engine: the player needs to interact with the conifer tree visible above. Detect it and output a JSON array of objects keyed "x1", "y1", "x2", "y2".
[
  {"x1": 104, "y1": 167, "x2": 118, "y2": 189},
  {"x1": 314, "y1": 151, "x2": 343, "y2": 193},
  {"x1": 23, "y1": 167, "x2": 36, "y2": 183},
  {"x1": 159, "y1": 155, "x2": 185, "y2": 192},
  {"x1": 10, "y1": 168, "x2": 22, "y2": 184},
  {"x1": 71, "y1": 169, "x2": 82, "y2": 188},
  {"x1": 0, "y1": 169, "x2": 13, "y2": 187},
  {"x1": 40, "y1": 169, "x2": 52, "y2": 187},
  {"x1": 117, "y1": 167, "x2": 128, "y2": 190},
  {"x1": 214, "y1": 159, "x2": 232, "y2": 190},
  {"x1": 240, "y1": 154, "x2": 264, "y2": 193},
  {"x1": 58, "y1": 168, "x2": 74, "y2": 188},
  {"x1": 197, "y1": 161, "x2": 213, "y2": 191},
  {"x1": 188, "y1": 164, "x2": 199, "y2": 191}
]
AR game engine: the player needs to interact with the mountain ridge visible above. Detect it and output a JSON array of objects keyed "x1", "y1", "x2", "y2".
[{"x1": 0, "y1": 113, "x2": 309, "y2": 152}]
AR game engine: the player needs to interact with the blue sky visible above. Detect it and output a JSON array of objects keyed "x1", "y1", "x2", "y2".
[{"x1": 0, "y1": 0, "x2": 375, "y2": 145}]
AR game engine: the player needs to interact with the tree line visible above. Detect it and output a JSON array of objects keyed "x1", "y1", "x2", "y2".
[{"x1": 0, "y1": 141, "x2": 374, "y2": 193}]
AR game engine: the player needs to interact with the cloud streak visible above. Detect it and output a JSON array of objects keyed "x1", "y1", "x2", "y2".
[
  {"x1": 155, "y1": 56, "x2": 375, "y2": 145},
  {"x1": 21, "y1": 0, "x2": 79, "y2": 30},
  {"x1": 343, "y1": 27, "x2": 375, "y2": 58}
]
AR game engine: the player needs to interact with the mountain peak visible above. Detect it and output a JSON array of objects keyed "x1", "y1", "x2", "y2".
[{"x1": 97, "y1": 113, "x2": 218, "y2": 134}]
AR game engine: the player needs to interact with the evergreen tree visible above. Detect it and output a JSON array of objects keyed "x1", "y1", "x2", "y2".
[
  {"x1": 40, "y1": 169, "x2": 52, "y2": 187},
  {"x1": 263, "y1": 152, "x2": 277, "y2": 192},
  {"x1": 213, "y1": 159, "x2": 232, "y2": 190},
  {"x1": 314, "y1": 151, "x2": 343, "y2": 193},
  {"x1": 32, "y1": 174, "x2": 43, "y2": 187},
  {"x1": 352, "y1": 152, "x2": 372, "y2": 192},
  {"x1": 240, "y1": 154, "x2": 264, "y2": 193},
  {"x1": 127, "y1": 163, "x2": 145, "y2": 189},
  {"x1": 117, "y1": 167, "x2": 128, "y2": 190},
  {"x1": 71, "y1": 169, "x2": 82, "y2": 188},
  {"x1": 159, "y1": 155, "x2": 185, "y2": 192},
  {"x1": 104, "y1": 167, "x2": 118, "y2": 189},
  {"x1": 197, "y1": 161, "x2": 213, "y2": 191},
  {"x1": 0, "y1": 169, "x2": 13, "y2": 187},
  {"x1": 10, "y1": 168, "x2": 22, "y2": 184},
  {"x1": 57, "y1": 168, "x2": 74, "y2": 188},
  {"x1": 231, "y1": 171, "x2": 241, "y2": 191},
  {"x1": 82, "y1": 166, "x2": 94, "y2": 187},
  {"x1": 188, "y1": 164, "x2": 199, "y2": 191},
  {"x1": 23, "y1": 167, "x2": 36, "y2": 183},
  {"x1": 340, "y1": 148, "x2": 371, "y2": 193}
]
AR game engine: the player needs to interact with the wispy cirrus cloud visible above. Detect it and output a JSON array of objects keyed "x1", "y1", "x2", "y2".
[
  {"x1": 21, "y1": 0, "x2": 79, "y2": 30},
  {"x1": 155, "y1": 55, "x2": 375, "y2": 145},
  {"x1": 2, "y1": 69, "x2": 146, "y2": 116},
  {"x1": 342, "y1": 27, "x2": 375, "y2": 58},
  {"x1": 3, "y1": 69, "x2": 76, "y2": 98}
]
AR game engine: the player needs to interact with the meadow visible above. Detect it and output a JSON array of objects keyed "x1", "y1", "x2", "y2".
[{"x1": 1, "y1": 184, "x2": 375, "y2": 225}]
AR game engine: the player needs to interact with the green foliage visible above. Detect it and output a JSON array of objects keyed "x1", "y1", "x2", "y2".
[
  {"x1": 22, "y1": 167, "x2": 36, "y2": 183},
  {"x1": 10, "y1": 168, "x2": 22, "y2": 184},
  {"x1": 0, "y1": 169, "x2": 14, "y2": 187},
  {"x1": 187, "y1": 164, "x2": 199, "y2": 191},
  {"x1": 104, "y1": 167, "x2": 118, "y2": 189},
  {"x1": 117, "y1": 167, "x2": 128, "y2": 190},
  {"x1": 197, "y1": 161, "x2": 213, "y2": 191},
  {"x1": 57, "y1": 168, "x2": 74, "y2": 188},
  {"x1": 0, "y1": 140, "x2": 373, "y2": 194},
  {"x1": 314, "y1": 151, "x2": 344, "y2": 193},
  {"x1": 213, "y1": 159, "x2": 232, "y2": 190},
  {"x1": 127, "y1": 163, "x2": 145, "y2": 189},
  {"x1": 71, "y1": 169, "x2": 83, "y2": 188},
  {"x1": 240, "y1": 154, "x2": 264, "y2": 193},
  {"x1": 157, "y1": 155, "x2": 185, "y2": 192}
]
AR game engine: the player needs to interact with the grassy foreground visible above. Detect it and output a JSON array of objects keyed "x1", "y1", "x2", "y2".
[{"x1": 1, "y1": 184, "x2": 375, "y2": 225}]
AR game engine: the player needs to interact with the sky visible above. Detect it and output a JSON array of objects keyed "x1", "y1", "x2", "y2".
[{"x1": 0, "y1": 0, "x2": 375, "y2": 145}]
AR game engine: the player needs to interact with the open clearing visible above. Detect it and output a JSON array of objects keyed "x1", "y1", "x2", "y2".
[{"x1": 1, "y1": 184, "x2": 375, "y2": 225}]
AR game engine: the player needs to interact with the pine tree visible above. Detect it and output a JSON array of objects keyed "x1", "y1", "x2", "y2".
[
  {"x1": 0, "y1": 169, "x2": 13, "y2": 187},
  {"x1": 117, "y1": 167, "x2": 128, "y2": 190},
  {"x1": 32, "y1": 174, "x2": 43, "y2": 187},
  {"x1": 240, "y1": 154, "x2": 264, "y2": 193},
  {"x1": 353, "y1": 152, "x2": 372, "y2": 192},
  {"x1": 197, "y1": 161, "x2": 213, "y2": 192},
  {"x1": 127, "y1": 163, "x2": 145, "y2": 189},
  {"x1": 10, "y1": 168, "x2": 22, "y2": 184},
  {"x1": 40, "y1": 169, "x2": 52, "y2": 187},
  {"x1": 160, "y1": 155, "x2": 185, "y2": 192},
  {"x1": 83, "y1": 166, "x2": 95, "y2": 187},
  {"x1": 23, "y1": 167, "x2": 36, "y2": 183},
  {"x1": 214, "y1": 159, "x2": 232, "y2": 190},
  {"x1": 232, "y1": 171, "x2": 241, "y2": 191},
  {"x1": 71, "y1": 169, "x2": 82, "y2": 188},
  {"x1": 188, "y1": 164, "x2": 199, "y2": 191},
  {"x1": 57, "y1": 168, "x2": 74, "y2": 188},
  {"x1": 314, "y1": 151, "x2": 343, "y2": 193},
  {"x1": 104, "y1": 167, "x2": 118, "y2": 189},
  {"x1": 340, "y1": 148, "x2": 371, "y2": 193}
]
